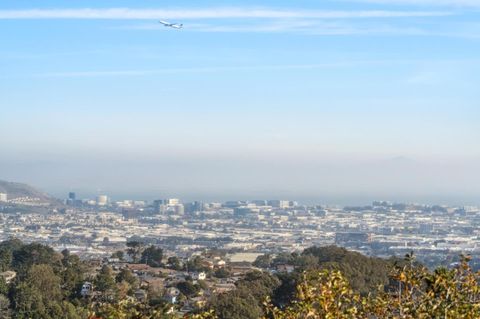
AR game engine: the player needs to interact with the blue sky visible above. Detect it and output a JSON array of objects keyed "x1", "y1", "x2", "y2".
[{"x1": 0, "y1": 0, "x2": 479, "y2": 204}]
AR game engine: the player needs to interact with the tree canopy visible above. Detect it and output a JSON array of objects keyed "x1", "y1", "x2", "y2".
[{"x1": 141, "y1": 246, "x2": 163, "y2": 267}]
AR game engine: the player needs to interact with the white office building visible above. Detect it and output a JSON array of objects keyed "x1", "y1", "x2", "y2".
[{"x1": 97, "y1": 195, "x2": 109, "y2": 206}]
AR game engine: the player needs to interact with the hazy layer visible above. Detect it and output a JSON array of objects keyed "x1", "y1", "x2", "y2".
[{"x1": 0, "y1": 151, "x2": 478, "y2": 205}]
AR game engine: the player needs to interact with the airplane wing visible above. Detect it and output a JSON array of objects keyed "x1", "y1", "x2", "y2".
[{"x1": 159, "y1": 21, "x2": 170, "y2": 26}]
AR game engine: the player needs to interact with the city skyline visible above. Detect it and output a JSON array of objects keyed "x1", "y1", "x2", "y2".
[{"x1": 1, "y1": 0, "x2": 479, "y2": 204}]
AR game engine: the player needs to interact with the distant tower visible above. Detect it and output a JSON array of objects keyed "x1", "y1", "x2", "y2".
[
  {"x1": 153, "y1": 200, "x2": 166, "y2": 213},
  {"x1": 268, "y1": 200, "x2": 290, "y2": 209},
  {"x1": 68, "y1": 192, "x2": 76, "y2": 201},
  {"x1": 193, "y1": 201, "x2": 204, "y2": 212},
  {"x1": 97, "y1": 195, "x2": 109, "y2": 206},
  {"x1": 173, "y1": 204, "x2": 185, "y2": 215},
  {"x1": 165, "y1": 198, "x2": 180, "y2": 205},
  {"x1": 0, "y1": 193, "x2": 7, "y2": 202}
]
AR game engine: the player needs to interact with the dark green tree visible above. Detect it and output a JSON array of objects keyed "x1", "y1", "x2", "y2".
[
  {"x1": 0, "y1": 238, "x2": 23, "y2": 272},
  {"x1": 11, "y1": 264, "x2": 78, "y2": 319},
  {"x1": 209, "y1": 271, "x2": 280, "y2": 319},
  {"x1": 186, "y1": 256, "x2": 207, "y2": 272},
  {"x1": 272, "y1": 252, "x2": 294, "y2": 266},
  {"x1": 140, "y1": 246, "x2": 163, "y2": 267},
  {"x1": 24, "y1": 264, "x2": 62, "y2": 301},
  {"x1": 60, "y1": 249, "x2": 86, "y2": 299},
  {"x1": 237, "y1": 271, "x2": 280, "y2": 301},
  {"x1": 126, "y1": 241, "x2": 144, "y2": 263},
  {"x1": 214, "y1": 268, "x2": 231, "y2": 278},
  {"x1": 12, "y1": 243, "x2": 62, "y2": 275},
  {"x1": 0, "y1": 249, "x2": 12, "y2": 273},
  {"x1": 252, "y1": 254, "x2": 272, "y2": 269},
  {"x1": 301, "y1": 245, "x2": 391, "y2": 295},
  {"x1": 210, "y1": 290, "x2": 262, "y2": 319},
  {"x1": 167, "y1": 256, "x2": 182, "y2": 270},
  {"x1": 111, "y1": 251, "x2": 124, "y2": 260},
  {"x1": 177, "y1": 281, "x2": 200, "y2": 298},
  {"x1": 116, "y1": 268, "x2": 138, "y2": 288},
  {"x1": 94, "y1": 265, "x2": 117, "y2": 301},
  {"x1": 0, "y1": 294, "x2": 10, "y2": 318},
  {"x1": 0, "y1": 277, "x2": 8, "y2": 296},
  {"x1": 12, "y1": 282, "x2": 46, "y2": 319}
]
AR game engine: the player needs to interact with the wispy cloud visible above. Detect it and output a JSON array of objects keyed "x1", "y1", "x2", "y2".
[
  {"x1": 124, "y1": 20, "x2": 430, "y2": 36},
  {"x1": 123, "y1": 20, "x2": 345, "y2": 34},
  {"x1": 0, "y1": 7, "x2": 452, "y2": 20},
  {"x1": 34, "y1": 63, "x2": 357, "y2": 78},
  {"x1": 344, "y1": 0, "x2": 480, "y2": 7},
  {"x1": 121, "y1": 19, "x2": 480, "y2": 38},
  {"x1": 33, "y1": 58, "x2": 480, "y2": 78}
]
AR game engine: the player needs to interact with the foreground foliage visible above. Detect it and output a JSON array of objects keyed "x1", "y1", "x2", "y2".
[
  {"x1": 2, "y1": 239, "x2": 480, "y2": 319},
  {"x1": 265, "y1": 254, "x2": 480, "y2": 319},
  {"x1": 88, "y1": 300, "x2": 175, "y2": 319},
  {"x1": 85, "y1": 254, "x2": 480, "y2": 319}
]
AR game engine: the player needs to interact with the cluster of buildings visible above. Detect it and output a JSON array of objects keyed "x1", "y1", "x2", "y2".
[
  {"x1": 67, "y1": 192, "x2": 112, "y2": 207},
  {"x1": 76, "y1": 247, "x2": 273, "y2": 315},
  {"x1": 0, "y1": 192, "x2": 50, "y2": 207},
  {"x1": 0, "y1": 193, "x2": 479, "y2": 270}
]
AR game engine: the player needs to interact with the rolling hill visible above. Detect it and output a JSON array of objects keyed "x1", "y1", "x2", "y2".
[{"x1": 0, "y1": 179, "x2": 55, "y2": 203}]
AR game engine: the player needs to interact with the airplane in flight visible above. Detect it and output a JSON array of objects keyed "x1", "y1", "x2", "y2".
[{"x1": 159, "y1": 20, "x2": 183, "y2": 29}]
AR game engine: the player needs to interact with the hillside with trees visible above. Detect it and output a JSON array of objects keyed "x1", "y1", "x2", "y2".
[
  {"x1": 0, "y1": 239, "x2": 87, "y2": 318},
  {"x1": 0, "y1": 240, "x2": 479, "y2": 318}
]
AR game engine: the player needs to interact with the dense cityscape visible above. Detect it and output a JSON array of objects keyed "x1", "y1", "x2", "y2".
[
  {"x1": 2, "y1": 188, "x2": 479, "y2": 269},
  {"x1": 1, "y1": 183, "x2": 480, "y2": 317}
]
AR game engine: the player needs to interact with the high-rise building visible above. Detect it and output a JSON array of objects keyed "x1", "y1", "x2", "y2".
[
  {"x1": 153, "y1": 198, "x2": 182, "y2": 214},
  {"x1": 268, "y1": 200, "x2": 291, "y2": 209},
  {"x1": 165, "y1": 198, "x2": 180, "y2": 205},
  {"x1": 173, "y1": 204, "x2": 185, "y2": 215},
  {"x1": 0, "y1": 193, "x2": 7, "y2": 202},
  {"x1": 251, "y1": 200, "x2": 268, "y2": 206},
  {"x1": 193, "y1": 201, "x2": 205, "y2": 212},
  {"x1": 185, "y1": 201, "x2": 205, "y2": 213},
  {"x1": 97, "y1": 195, "x2": 109, "y2": 206},
  {"x1": 154, "y1": 200, "x2": 171, "y2": 214},
  {"x1": 68, "y1": 192, "x2": 76, "y2": 201}
]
